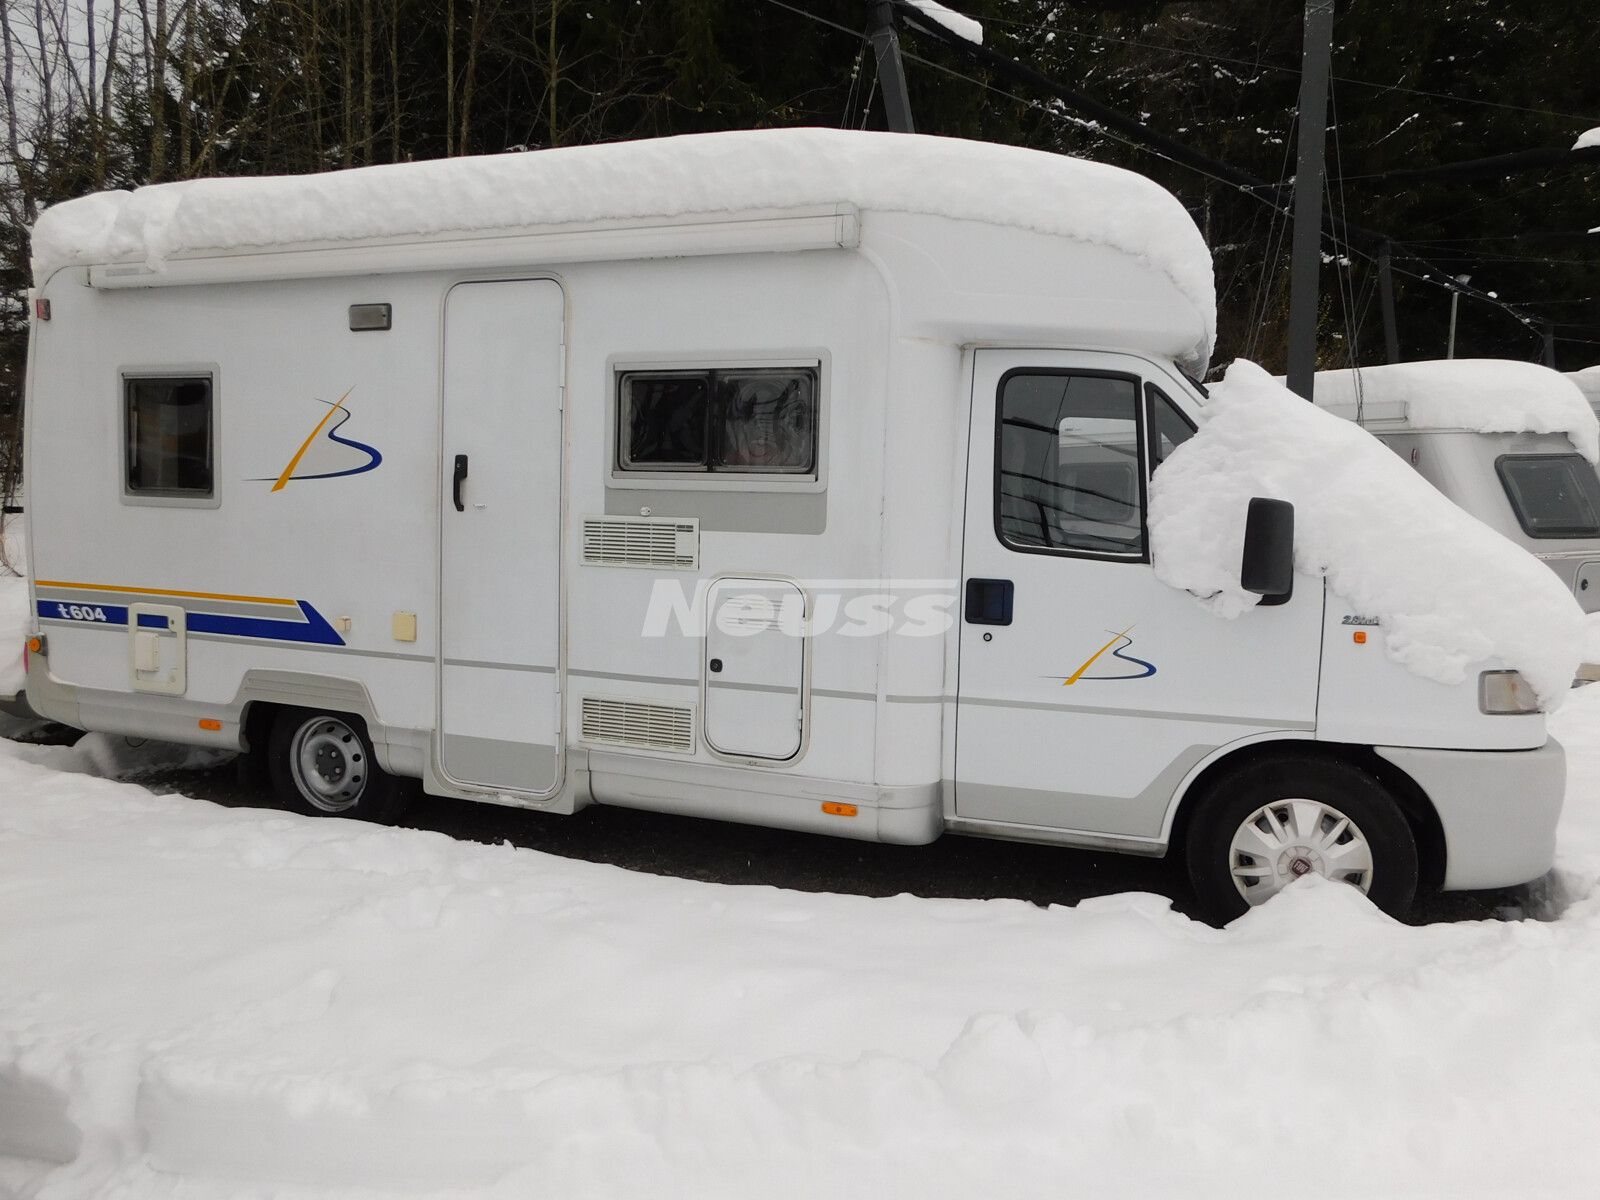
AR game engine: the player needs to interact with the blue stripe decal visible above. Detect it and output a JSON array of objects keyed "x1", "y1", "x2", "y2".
[
  {"x1": 188, "y1": 601, "x2": 345, "y2": 646},
  {"x1": 38, "y1": 598, "x2": 345, "y2": 647},
  {"x1": 38, "y1": 600, "x2": 128, "y2": 627}
]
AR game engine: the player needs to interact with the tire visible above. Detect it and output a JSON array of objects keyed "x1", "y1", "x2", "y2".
[
  {"x1": 1183, "y1": 756, "x2": 1418, "y2": 925},
  {"x1": 266, "y1": 708, "x2": 413, "y2": 824}
]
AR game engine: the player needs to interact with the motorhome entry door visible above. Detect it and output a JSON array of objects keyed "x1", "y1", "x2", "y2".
[{"x1": 438, "y1": 279, "x2": 564, "y2": 795}]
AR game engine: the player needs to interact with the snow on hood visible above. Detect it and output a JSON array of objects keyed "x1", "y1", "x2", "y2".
[
  {"x1": 1574, "y1": 127, "x2": 1600, "y2": 151},
  {"x1": 1150, "y1": 360, "x2": 1583, "y2": 704},
  {"x1": 31, "y1": 129, "x2": 1215, "y2": 355},
  {"x1": 1310, "y1": 359, "x2": 1599, "y2": 462}
]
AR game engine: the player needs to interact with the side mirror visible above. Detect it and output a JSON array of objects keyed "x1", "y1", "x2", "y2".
[{"x1": 1241, "y1": 497, "x2": 1294, "y2": 605}]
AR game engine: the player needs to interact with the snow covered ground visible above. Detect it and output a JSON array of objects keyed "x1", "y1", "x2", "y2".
[
  {"x1": 6, "y1": 511, "x2": 1600, "y2": 1198},
  {"x1": 0, "y1": 513, "x2": 27, "y2": 701},
  {"x1": 1, "y1": 684, "x2": 1599, "y2": 1196}
]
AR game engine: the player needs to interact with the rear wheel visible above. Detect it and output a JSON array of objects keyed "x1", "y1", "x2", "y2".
[
  {"x1": 1184, "y1": 756, "x2": 1418, "y2": 925},
  {"x1": 267, "y1": 709, "x2": 412, "y2": 824}
]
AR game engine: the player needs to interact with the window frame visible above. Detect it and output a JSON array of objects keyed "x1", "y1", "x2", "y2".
[
  {"x1": 607, "y1": 352, "x2": 828, "y2": 494},
  {"x1": 1494, "y1": 451, "x2": 1600, "y2": 539},
  {"x1": 992, "y1": 366, "x2": 1151, "y2": 564},
  {"x1": 119, "y1": 365, "x2": 222, "y2": 510},
  {"x1": 1145, "y1": 382, "x2": 1197, "y2": 476}
]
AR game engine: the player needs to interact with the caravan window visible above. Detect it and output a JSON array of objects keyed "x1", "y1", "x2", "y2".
[
  {"x1": 996, "y1": 371, "x2": 1146, "y2": 559},
  {"x1": 619, "y1": 367, "x2": 817, "y2": 475},
  {"x1": 1496, "y1": 453, "x2": 1600, "y2": 538},
  {"x1": 125, "y1": 375, "x2": 214, "y2": 498}
]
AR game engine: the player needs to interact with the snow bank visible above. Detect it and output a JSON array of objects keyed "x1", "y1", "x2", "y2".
[
  {"x1": 903, "y1": 1, "x2": 984, "y2": 45},
  {"x1": 30, "y1": 129, "x2": 1215, "y2": 357},
  {"x1": 1574, "y1": 126, "x2": 1600, "y2": 151},
  {"x1": 1312, "y1": 359, "x2": 1599, "y2": 462},
  {"x1": 1151, "y1": 360, "x2": 1584, "y2": 703},
  {"x1": 0, "y1": 515, "x2": 28, "y2": 698},
  {"x1": 3, "y1": 719, "x2": 1600, "y2": 1198}
]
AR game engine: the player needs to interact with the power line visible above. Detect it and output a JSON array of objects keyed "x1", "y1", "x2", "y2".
[
  {"x1": 753, "y1": 0, "x2": 1588, "y2": 347},
  {"x1": 968, "y1": 10, "x2": 1600, "y2": 126}
]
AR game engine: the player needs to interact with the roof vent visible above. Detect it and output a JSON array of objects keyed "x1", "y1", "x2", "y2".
[
  {"x1": 580, "y1": 697, "x2": 695, "y2": 753},
  {"x1": 582, "y1": 516, "x2": 699, "y2": 570}
]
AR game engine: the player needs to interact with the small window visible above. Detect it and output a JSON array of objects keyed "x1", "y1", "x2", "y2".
[
  {"x1": 1496, "y1": 453, "x2": 1600, "y2": 538},
  {"x1": 125, "y1": 375, "x2": 214, "y2": 497},
  {"x1": 1147, "y1": 385, "x2": 1196, "y2": 474},
  {"x1": 997, "y1": 371, "x2": 1144, "y2": 558},
  {"x1": 619, "y1": 367, "x2": 817, "y2": 475}
]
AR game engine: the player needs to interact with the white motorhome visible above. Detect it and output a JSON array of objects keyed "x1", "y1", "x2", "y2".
[
  {"x1": 1312, "y1": 361, "x2": 1600, "y2": 613},
  {"x1": 16, "y1": 130, "x2": 1564, "y2": 922}
]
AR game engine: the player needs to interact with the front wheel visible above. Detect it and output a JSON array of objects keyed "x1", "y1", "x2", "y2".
[
  {"x1": 266, "y1": 709, "x2": 413, "y2": 824},
  {"x1": 1184, "y1": 756, "x2": 1418, "y2": 925}
]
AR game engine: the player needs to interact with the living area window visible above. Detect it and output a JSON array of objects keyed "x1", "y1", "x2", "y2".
[
  {"x1": 618, "y1": 367, "x2": 818, "y2": 476},
  {"x1": 124, "y1": 373, "x2": 215, "y2": 501}
]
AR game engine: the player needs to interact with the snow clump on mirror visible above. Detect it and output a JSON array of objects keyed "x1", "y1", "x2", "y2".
[{"x1": 1148, "y1": 360, "x2": 1583, "y2": 705}]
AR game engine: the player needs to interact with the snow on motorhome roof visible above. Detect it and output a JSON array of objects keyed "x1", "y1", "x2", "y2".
[
  {"x1": 1309, "y1": 359, "x2": 1598, "y2": 462},
  {"x1": 30, "y1": 128, "x2": 1213, "y2": 336}
]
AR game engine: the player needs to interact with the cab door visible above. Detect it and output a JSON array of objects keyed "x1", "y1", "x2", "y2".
[{"x1": 954, "y1": 350, "x2": 1322, "y2": 842}]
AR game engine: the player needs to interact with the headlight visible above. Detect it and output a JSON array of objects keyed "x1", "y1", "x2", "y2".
[{"x1": 1479, "y1": 670, "x2": 1539, "y2": 715}]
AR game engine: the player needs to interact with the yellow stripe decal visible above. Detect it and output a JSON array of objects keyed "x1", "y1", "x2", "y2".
[
  {"x1": 1063, "y1": 626, "x2": 1134, "y2": 686},
  {"x1": 35, "y1": 580, "x2": 297, "y2": 606},
  {"x1": 272, "y1": 385, "x2": 355, "y2": 493}
]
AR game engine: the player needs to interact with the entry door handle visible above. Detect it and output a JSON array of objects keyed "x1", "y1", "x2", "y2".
[
  {"x1": 964, "y1": 578, "x2": 1014, "y2": 626},
  {"x1": 452, "y1": 454, "x2": 469, "y2": 512}
]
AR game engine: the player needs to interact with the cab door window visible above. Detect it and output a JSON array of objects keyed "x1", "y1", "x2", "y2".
[
  {"x1": 1147, "y1": 384, "x2": 1196, "y2": 474},
  {"x1": 995, "y1": 371, "x2": 1146, "y2": 559}
]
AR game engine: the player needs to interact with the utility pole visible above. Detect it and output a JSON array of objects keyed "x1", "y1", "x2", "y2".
[
  {"x1": 1377, "y1": 240, "x2": 1400, "y2": 364},
  {"x1": 867, "y1": 1, "x2": 915, "y2": 134},
  {"x1": 1446, "y1": 274, "x2": 1470, "y2": 359},
  {"x1": 1285, "y1": 0, "x2": 1336, "y2": 400}
]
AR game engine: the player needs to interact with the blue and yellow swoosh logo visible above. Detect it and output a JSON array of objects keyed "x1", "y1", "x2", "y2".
[
  {"x1": 1050, "y1": 626, "x2": 1157, "y2": 684},
  {"x1": 254, "y1": 387, "x2": 383, "y2": 490}
]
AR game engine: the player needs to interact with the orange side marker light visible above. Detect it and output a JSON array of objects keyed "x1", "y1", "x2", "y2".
[
  {"x1": 26, "y1": 636, "x2": 43, "y2": 654},
  {"x1": 198, "y1": 718, "x2": 223, "y2": 731},
  {"x1": 821, "y1": 802, "x2": 858, "y2": 818},
  {"x1": 1353, "y1": 631, "x2": 1367, "y2": 645}
]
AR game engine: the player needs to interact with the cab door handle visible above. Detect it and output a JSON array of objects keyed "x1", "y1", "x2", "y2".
[{"x1": 964, "y1": 578, "x2": 1014, "y2": 626}]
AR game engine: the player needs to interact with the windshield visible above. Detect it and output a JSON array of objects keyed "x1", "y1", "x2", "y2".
[{"x1": 1495, "y1": 453, "x2": 1600, "y2": 539}]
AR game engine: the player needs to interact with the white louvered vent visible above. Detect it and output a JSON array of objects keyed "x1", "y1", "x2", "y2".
[
  {"x1": 582, "y1": 516, "x2": 699, "y2": 569},
  {"x1": 581, "y1": 696, "x2": 695, "y2": 753}
]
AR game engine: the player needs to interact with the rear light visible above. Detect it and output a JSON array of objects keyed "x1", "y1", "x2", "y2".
[{"x1": 1479, "y1": 670, "x2": 1539, "y2": 715}]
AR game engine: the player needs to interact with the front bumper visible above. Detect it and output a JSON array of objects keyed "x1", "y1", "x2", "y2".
[{"x1": 1377, "y1": 740, "x2": 1565, "y2": 891}]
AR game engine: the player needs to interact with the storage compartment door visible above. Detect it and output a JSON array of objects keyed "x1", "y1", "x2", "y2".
[{"x1": 704, "y1": 579, "x2": 805, "y2": 761}]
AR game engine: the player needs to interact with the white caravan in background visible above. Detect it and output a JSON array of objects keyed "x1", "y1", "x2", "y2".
[
  {"x1": 17, "y1": 130, "x2": 1564, "y2": 923},
  {"x1": 1571, "y1": 368, "x2": 1600, "y2": 418},
  {"x1": 1312, "y1": 361, "x2": 1600, "y2": 615}
]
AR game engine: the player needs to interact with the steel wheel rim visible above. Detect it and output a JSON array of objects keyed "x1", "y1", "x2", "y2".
[
  {"x1": 1228, "y1": 797, "x2": 1374, "y2": 905},
  {"x1": 289, "y1": 717, "x2": 368, "y2": 813}
]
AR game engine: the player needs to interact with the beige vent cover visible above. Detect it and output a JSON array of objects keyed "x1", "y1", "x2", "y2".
[
  {"x1": 581, "y1": 516, "x2": 699, "y2": 570},
  {"x1": 580, "y1": 696, "x2": 695, "y2": 753}
]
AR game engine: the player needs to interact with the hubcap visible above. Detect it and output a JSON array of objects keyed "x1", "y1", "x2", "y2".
[
  {"x1": 1228, "y1": 798, "x2": 1374, "y2": 905},
  {"x1": 289, "y1": 717, "x2": 367, "y2": 813}
]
